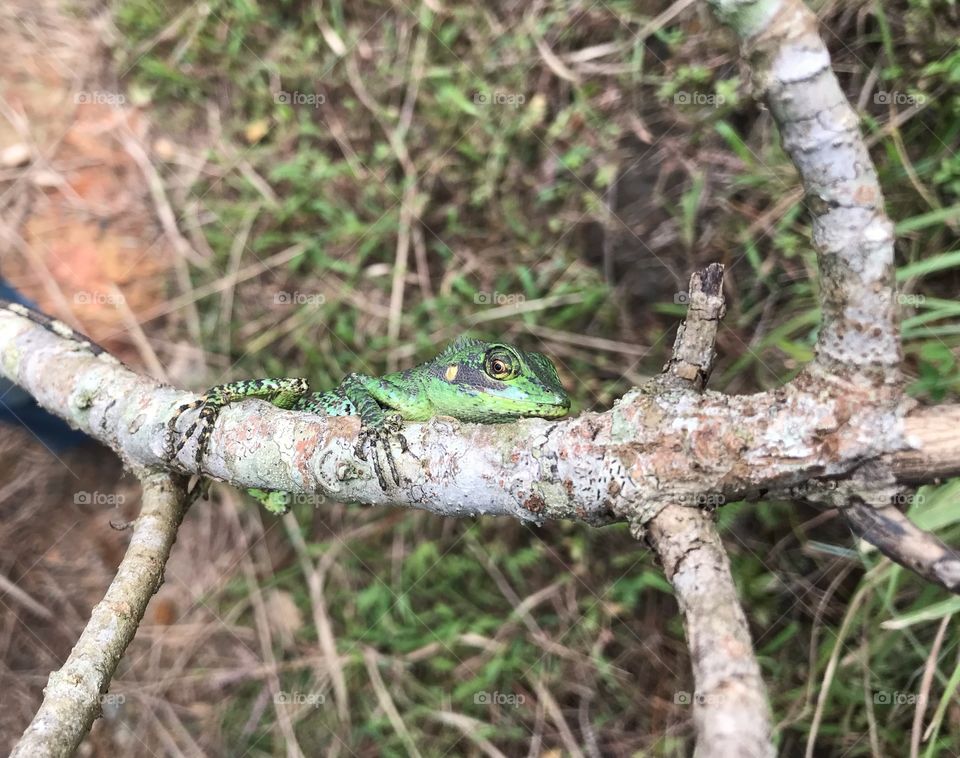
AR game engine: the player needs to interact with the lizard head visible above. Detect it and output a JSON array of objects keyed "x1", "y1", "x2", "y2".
[{"x1": 428, "y1": 337, "x2": 571, "y2": 422}]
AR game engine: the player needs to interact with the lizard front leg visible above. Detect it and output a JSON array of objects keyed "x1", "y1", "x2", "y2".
[
  {"x1": 335, "y1": 373, "x2": 414, "y2": 489},
  {"x1": 167, "y1": 373, "x2": 415, "y2": 495}
]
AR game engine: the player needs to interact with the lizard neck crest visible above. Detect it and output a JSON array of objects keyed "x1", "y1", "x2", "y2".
[{"x1": 438, "y1": 335, "x2": 484, "y2": 360}]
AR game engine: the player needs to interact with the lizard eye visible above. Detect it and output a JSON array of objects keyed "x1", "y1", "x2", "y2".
[{"x1": 484, "y1": 349, "x2": 518, "y2": 380}]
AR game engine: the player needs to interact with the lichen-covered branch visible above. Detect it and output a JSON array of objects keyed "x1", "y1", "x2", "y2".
[
  {"x1": 0, "y1": 2, "x2": 952, "y2": 756},
  {"x1": 0, "y1": 306, "x2": 952, "y2": 527},
  {"x1": 11, "y1": 471, "x2": 189, "y2": 758},
  {"x1": 644, "y1": 265, "x2": 774, "y2": 758},
  {"x1": 702, "y1": 0, "x2": 960, "y2": 597},
  {"x1": 708, "y1": 0, "x2": 900, "y2": 380},
  {"x1": 648, "y1": 508, "x2": 773, "y2": 758}
]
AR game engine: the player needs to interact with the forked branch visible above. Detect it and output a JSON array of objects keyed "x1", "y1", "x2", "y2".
[
  {"x1": 0, "y1": 1, "x2": 956, "y2": 756},
  {"x1": 645, "y1": 264, "x2": 774, "y2": 758}
]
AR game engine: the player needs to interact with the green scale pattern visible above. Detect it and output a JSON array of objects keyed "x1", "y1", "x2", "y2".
[{"x1": 167, "y1": 337, "x2": 571, "y2": 509}]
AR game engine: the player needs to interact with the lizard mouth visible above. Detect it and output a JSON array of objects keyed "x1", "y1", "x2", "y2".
[{"x1": 535, "y1": 394, "x2": 571, "y2": 417}]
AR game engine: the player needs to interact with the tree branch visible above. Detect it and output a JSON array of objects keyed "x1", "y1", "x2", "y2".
[
  {"x1": 0, "y1": 2, "x2": 953, "y2": 756},
  {"x1": 0, "y1": 306, "x2": 952, "y2": 525},
  {"x1": 659, "y1": 264, "x2": 726, "y2": 392},
  {"x1": 896, "y1": 405, "x2": 960, "y2": 483},
  {"x1": 843, "y1": 498, "x2": 960, "y2": 593},
  {"x1": 701, "y1": 0, "x2": 960, "y2": 599},
  {"x1": 645, "y1": 264, "x2": 774, "y2": 758},
  {"x1": 648, "y1": 508, "x2": 773, "y2": 758},
  {"x1": 708, "y1": 0, "x2": 901, "y2": 381},
  {"x1": 11, "y1": 471, "x2": 190, "y2": 758}
]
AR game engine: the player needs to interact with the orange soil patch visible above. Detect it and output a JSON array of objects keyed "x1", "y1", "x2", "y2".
[{"x1": 1, "y1": 5, "x2": 172, "y2": 364}]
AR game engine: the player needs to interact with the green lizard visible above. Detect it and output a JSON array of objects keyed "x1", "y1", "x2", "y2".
[
  {"x1": 0, "y1": 298, "x2": 571, "y2": 510},
  {"x1": 167, "y1": 336, "x2": 571, "y2": 507}
]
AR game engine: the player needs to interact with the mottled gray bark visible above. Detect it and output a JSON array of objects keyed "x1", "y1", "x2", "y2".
[
  {"x1": 11, "y1": 472, "x2": 189, "y2": 758},
  {"x1": 709, "y1": 0, "x2": 900, "y2": 381},
  {"x1": 1, "y1": 300, "x2": 956, "y2": 523},
  {"x1": 649, "y1": 508, "x2": 773, "y2": 758},
  {"x1": 646, "y1": 265, "x2": 774, "y2": 758},
  {"x1": 0, "y1": 307, "x2": 943, "y2": 527}
]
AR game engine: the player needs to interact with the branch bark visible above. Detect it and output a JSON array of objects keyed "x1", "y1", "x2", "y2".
[
  {"x1": 842, "y1": 499, "x2": 960, "y2": 592},
  {"x1": 0, "y1": 306, "x2": 954, "y2": 523},
  {"x1": 707, "y1": 0, "x2": 900, "y2": 381},
  {"x1": 648, "y1": 508, "x2": 773, "y2": 758},
  {"x1": 644, "y1": 264, "x2": 774, "y2": 758},
  {"x1": 698, "y1": 0, "x2": 960, "y2": 599},
  {"x1": 11, "y1": 471, "x2": 190, "y2": 758}
]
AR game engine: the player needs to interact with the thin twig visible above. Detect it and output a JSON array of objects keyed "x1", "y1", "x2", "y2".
[
  {"x1": 843, "y1": 499, "x2": 960, "y2": 594},
  {"x1": 12, "y1": 471, "x2": 190, "y2": 758},
  {"x1": 911, "y1": 614, "x2": 949, "y2": 758},
  {"x1": 121, "y1": 130, "x2": 205, "y2": 348},
  {"x1": 363, "y1": 648, "x2": 423, "y2": 758},
  {"x1": 282, "y1": 512, "x2": 352, "y2": 727}
]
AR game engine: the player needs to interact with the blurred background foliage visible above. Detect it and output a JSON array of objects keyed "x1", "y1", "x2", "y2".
[{"x1": 3, "y1": 0, "x2": 960, "y2": 754}]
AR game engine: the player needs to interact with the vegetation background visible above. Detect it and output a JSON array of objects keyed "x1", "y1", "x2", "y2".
[{"x1": 1, "y1": 0, "x2": 959, "y2": 755}]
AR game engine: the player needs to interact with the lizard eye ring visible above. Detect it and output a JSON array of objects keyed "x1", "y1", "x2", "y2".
[{"x1": 484, "y1": 348, "x2": 518, "y2": 380}]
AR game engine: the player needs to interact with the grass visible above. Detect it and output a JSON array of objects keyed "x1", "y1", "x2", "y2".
[{"x1": 94, "y1": 0, "x2": 960, "y2": 754}]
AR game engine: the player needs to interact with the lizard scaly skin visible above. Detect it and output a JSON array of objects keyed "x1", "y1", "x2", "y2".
[
  {"x1": 168, "y1": 336, "x2": 570, "y2": 508},
  {"x1": 0, "y1": 298, "x2": 571, "y2": 512}
]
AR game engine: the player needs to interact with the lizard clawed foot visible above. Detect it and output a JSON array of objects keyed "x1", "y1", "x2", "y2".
[
  {"x1": 355, "y1": 413, "x2": 408, "y2": 489},
  {"x1": 165, "y1": 377, "x2": 310, "y2": 474},
  {"x1": 166, "y1": 394, "x2": 225, "y2": 472}
]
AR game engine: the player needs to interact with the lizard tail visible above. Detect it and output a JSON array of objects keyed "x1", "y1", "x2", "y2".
[{"x1": 0, "y1": 297, "x2": 109, "y2": 357}]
